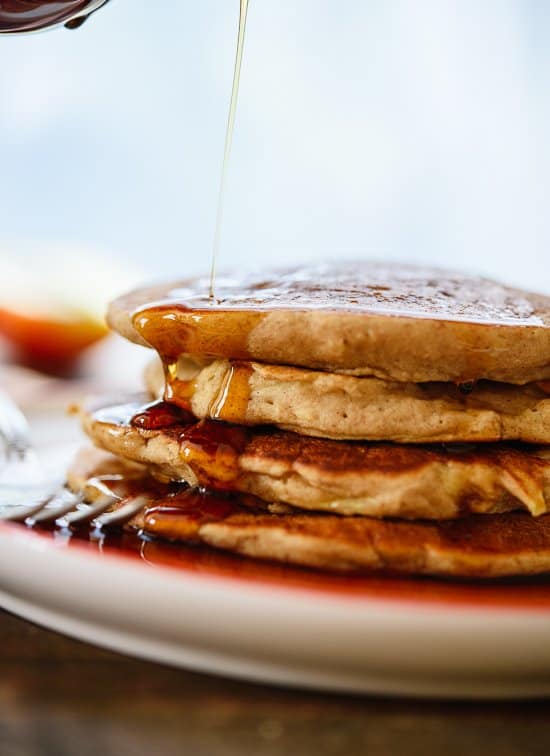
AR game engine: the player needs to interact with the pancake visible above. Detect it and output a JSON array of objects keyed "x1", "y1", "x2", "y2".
[
  {"x1": 68, "y1": 447, "x2": 550, "y2": 578},
  {"x1": 108, "y1": 262, "x2": 550, "y2": 383},
  {"x1": 145, "y1": 356, "x2": 550, "y2": 444},
  {"x1": 78, "y1": 395, "x2": 550, "y2": 520}
]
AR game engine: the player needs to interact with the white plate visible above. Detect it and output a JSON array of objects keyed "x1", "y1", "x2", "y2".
[{"x1": 1, "y1": 412, "x2": 550, "y2": 698}]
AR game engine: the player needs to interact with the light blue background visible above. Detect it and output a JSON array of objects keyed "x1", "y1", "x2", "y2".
[{"x1": 1, "y1": 0, "x2": 549, "y2": 292}]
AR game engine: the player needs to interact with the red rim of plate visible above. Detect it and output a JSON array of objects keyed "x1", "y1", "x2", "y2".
[{"x1": 2, "y1": 521, "x2": 550, "y2": 614}]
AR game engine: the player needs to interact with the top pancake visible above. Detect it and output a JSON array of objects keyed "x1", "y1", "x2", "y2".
[{"x1": 108, "y1": 262, "x2": 550, "y2": 383}]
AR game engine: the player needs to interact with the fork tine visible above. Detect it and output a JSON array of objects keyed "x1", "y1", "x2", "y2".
[
  {"x1": 56, "y1": 494, "x2": 117, "y2": 529},
  {"x1": 0, "y1": 390, "x2": 32, "y2": 461},
  {"x1": 26, "y1": 489, "x2": 84, "y2": 527},
  {"x1": 92, "y1": 495, "x2": 148, "y2": 529},
  {"x1": 0, "y1": 492, "x2": 57, "y2": 523}
]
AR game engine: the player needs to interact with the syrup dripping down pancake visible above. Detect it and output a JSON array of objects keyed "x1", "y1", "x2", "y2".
[
  {"x1": 108, "y1": 262, "x2": 550, "y2": 383},
  {"x1": 77, "y1": 395, "x2": 550, "y2": 520},
  {"x1": 145, "y1": 356, "x2": 550, "y2": 444},
  {"x1": 67, "y1": 447, "x2": 550, "y2": 579}
]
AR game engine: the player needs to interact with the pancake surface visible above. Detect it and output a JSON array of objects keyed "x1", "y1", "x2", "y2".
[
  {"x1": 109, "y1": 262, "x2": 550, "y2": 383},
  {"x1": 68, "y1": 447, "x2": 550, "y2": 578},
  {"x1": 146, "y1": 356, "x2": 550, "y2": 443},
  {"x1": 78, "y1": 395, "x2": 550, "y2": 520}
]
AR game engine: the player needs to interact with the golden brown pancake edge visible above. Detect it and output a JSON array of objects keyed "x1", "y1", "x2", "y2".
[
  {"x1": 108, "y1": 262, "x2": 550, "y2": 383},
  {"x1": 68, "y1": 446, "x2": 550, "y2": 578},
  {"x1": 78, "y1": 394, "x2": 550, "y2": 521}
]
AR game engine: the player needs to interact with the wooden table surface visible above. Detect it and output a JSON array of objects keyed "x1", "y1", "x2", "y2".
[{"x1": 1, "y1": 610, "x2": 549, "y2": 756}]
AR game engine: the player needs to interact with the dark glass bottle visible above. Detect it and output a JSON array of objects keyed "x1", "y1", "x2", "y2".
[{"x1": 0, "y1": 0, "x2": 111, "y2": 33}]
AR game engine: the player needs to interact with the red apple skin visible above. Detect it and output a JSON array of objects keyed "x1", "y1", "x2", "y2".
[{"x1": 0, "y1": 307, "x2": 108, "y2": 371}]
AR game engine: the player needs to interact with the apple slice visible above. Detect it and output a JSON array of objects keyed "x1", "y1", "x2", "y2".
[
  {"x1": 0, "y1": 306, "x2": 108, "y2": 366},
  {"x1": 0, "y1": 245, "x2": 142, "y2": 373}
]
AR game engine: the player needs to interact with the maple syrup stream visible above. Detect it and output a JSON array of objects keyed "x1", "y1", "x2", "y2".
[{"x1": 210, "y1": 0, "x2": 250, "y2": 299}]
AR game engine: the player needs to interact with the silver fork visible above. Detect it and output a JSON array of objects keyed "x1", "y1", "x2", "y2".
[
  {"x1": 0, "y1": 391, "x2": 146, "y2": 530},
  {"x1": 0, "y1": 389, "x2": 61, "y2": 518}
]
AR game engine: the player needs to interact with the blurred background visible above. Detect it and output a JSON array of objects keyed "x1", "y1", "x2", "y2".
[{"x1": 0, "y1": 0, "x2": 549, "y2": 388}]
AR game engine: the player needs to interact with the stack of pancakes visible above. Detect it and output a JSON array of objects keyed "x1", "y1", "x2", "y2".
[{"x1": 71, "y1": 262, "x2": 550, "y2": 578}]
